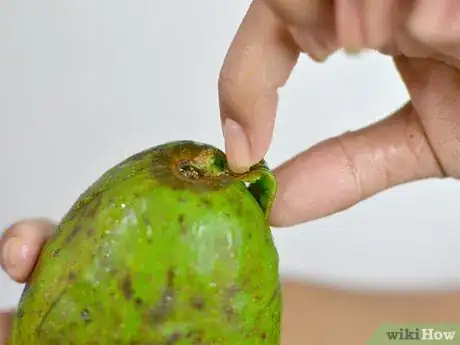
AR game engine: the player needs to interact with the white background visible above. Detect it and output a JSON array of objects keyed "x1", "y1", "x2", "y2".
[{"x1": 1, "y1": 0, "x2": 460, "y2": 309}]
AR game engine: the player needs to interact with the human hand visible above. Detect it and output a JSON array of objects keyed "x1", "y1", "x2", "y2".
[
  {"x1": 219, "y1": 0, "x2": 460, "y2": 227},
  {"x1": 0, "y1": 219, "x2": 54, "y2": 344}
]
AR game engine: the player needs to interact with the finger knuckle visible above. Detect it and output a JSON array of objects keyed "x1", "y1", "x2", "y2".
[{"x1": 334, "y1": 134, "x2": 365, "y2": 202}]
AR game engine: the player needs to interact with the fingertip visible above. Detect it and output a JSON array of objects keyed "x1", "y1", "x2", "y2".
[
  {"x1": 0, "y1": 219, "x2": 55, "y2": 283},
  {"x1": 223, "y1": 118, "x2": 253, "y2": 173},
  {"x1": 220, "y1": 94, "x2": 277, "y2": 174},
  {"x1": 1, "y1": 237, "x2": 40, "y2": 283}
]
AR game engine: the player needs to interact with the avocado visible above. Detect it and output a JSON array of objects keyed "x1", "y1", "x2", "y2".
[{"x1": 9, "y1": 140, "x2": 281, "y2": 344}]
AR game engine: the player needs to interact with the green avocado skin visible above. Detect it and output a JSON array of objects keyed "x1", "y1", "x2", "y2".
[{"x1": 9, "y1": 141, "x2": 281, "y2": 345}]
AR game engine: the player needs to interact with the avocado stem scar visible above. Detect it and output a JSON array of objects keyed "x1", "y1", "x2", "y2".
[{"x1": 174, "y1": 146, "x2": 277, "y2": 219}]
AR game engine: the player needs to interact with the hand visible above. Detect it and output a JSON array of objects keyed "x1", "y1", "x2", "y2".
[
  {"x1": 219, "y1": 0, "x2": 460, "y2": 226},
  {"x1": 0, "y1": 219, "x2": 54, "y2": 344}
]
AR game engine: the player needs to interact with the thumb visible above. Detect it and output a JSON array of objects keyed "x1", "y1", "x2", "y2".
[
  {"x1": 269, "y1": 102, "x2": 444, "y2": 227},
  {"x1": 0, "y1": 219, "x2": 55, "y2": 283}
]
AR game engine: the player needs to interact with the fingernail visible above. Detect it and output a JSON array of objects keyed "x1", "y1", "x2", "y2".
[
  {"x1": 310, "y1": 38, "x2": 335, "y2": 63},
  {"x1": 2, "y1": 237, "x2": 28, "y2": 269},
  {"x1": 344, "y1": 47, "x2": 363, "y2": 56},
  {"x1": 223, "y1": 118, "x2": 252, "y2": 173}
]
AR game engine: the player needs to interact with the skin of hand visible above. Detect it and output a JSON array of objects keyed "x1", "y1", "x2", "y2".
[
  {"x1": 1, "y1": 220, "x2": 460, "y2": 345},
  {"x1": 219, "y1": 0, "x2": 460, "y2": 227}
]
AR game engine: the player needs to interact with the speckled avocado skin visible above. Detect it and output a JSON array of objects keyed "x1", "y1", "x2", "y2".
[{"x1": 9, "y1": 140, "x2": 281, "y2": 345}]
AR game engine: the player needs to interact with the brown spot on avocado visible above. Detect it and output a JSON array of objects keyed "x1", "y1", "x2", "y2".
[
  {"x1": 121, "y1": 274, "x2": 134, "y2": 300},
  {"x1": 178, "y1": 214, "x2": 187, "y2": 233},
  {"x1": 224, "y1": 306, "x2": 236, "y2": 320},
  {"x1": 166, "y1": 332, "x2": 182, "y2": 344},
  {"x1": 222, "y1": 284, "x2": 240, "y2": 320},
  {"x1": 145, "y1": 268, "x2": 175, "y2": 325},
  {"x1": 63, "y1": 226, "x2": 81, "y2": 245},
  {"x1": 227, "y1": 284, "x2": 240, "y2": 297},
  {"x1": 68, "y1": 271, "x2": 77, "y2": 281},
  {"x1": 61, "y1": 193, "x2": 103, "y2": 252},
  {"x1": 190, "y1": 296, "x2": 205, "y2": 310},
  {"x1": 85, "y1": 193, "x2": 103, "y2": 218},
  {"x1": 134, "y1": 298, "x2": 143, "y2": 306},
  {"x1": 200, "y1": 198, "x2": 212, "y2": 208}
]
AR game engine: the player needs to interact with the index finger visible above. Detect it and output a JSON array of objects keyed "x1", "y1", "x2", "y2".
[{"x1": 218, "y1": 0, "x2": 299, "y2": 172}]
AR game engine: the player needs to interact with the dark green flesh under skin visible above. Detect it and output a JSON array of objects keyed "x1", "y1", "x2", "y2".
[{"x1": 9, "y1": 141, "x2": 281, "y2": 345}]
